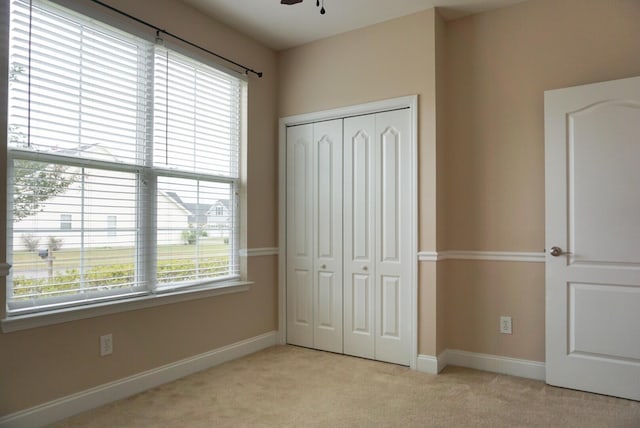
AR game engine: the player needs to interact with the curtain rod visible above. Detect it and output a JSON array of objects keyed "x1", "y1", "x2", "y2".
[{"x1": 89, "y1": 0, "x2": 263, "y2": 78}]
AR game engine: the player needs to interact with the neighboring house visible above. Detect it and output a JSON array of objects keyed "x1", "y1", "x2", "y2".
[
  {"x1": 208, "y1": 200, "x2": 233, "y2": 238},
  {"x1": 164, "y1": 192, "x2": 233, "y2": 239},
  {"x1": 10, "y1": 144, "x2": 218, "y2": 251},
  {"x1": 12, "y1": 178, "x2": 192, "y2": 252},
  {"x1": 13, "y1": 182, "x2": 232, "y2": 252}
]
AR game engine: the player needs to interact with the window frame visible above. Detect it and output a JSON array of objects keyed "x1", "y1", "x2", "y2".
[{"x1": 2, "y1": 0, "x2": 250, "y2": 327}]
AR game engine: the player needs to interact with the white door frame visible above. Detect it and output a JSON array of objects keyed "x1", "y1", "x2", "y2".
[{"x1": 278, "y1": 95, "x2": 418, "y2": 370}]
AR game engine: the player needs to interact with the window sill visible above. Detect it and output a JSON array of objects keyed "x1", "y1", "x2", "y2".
[{"x1": 1, "y1": 280, "x2": 252, "y2": 333}]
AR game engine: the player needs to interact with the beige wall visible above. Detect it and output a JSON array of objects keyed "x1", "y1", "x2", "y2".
[
  {"x1": 443, "y1": 260, "x2": 545, "y2": 360},
  {"x1": 442, "y1": 0, "x2": 640, "y2": 359},
  {"x1": 443, "y1": 0, "x2": 640, "y2": 252},
  {"x1": 0, "y1": 0, "x2": 279, "y2": 416},
  {"x1": 278, "y1": 8, "x2": 440, "y2": 356}
]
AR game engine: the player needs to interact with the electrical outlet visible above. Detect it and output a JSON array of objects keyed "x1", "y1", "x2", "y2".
[
  {"x1": 100, "y1": 333, "x2": 113, "y2": 356},
  {"x1": 500, "y1": 316, "x2": 512, "y2": 334}
]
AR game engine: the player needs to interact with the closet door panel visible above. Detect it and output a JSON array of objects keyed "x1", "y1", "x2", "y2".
[
  {"x1": 286, "y1": 124, "x2": 314, "y2": 348},
  {"x1": 343, "y1": 115, "x2": 376, "y2": 359},
  {"x1": 313, "y1": 119, "x2": 343, "y2": 353},
  {"x1": 381, "y1": 275, "x2": 400, "y2": 337},
  {"x1": 375, "y1": 109, "x2": 412, "y2": 366},
  {"x1": 380, "y1": 127, "x2": 400, "y2": 262},
  {"x1": 351, "y1": 131, "x2": 372, "y2": 262},
  {"x1": 293, "y1": 270, "x2": 313, "y2": 326},
  {"x1": 351, "y1": 274, "x2": 371, "y2": 333}
]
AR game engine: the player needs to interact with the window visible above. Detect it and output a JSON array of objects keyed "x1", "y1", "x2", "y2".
[
  {"x1": 60, "y1": 214, "x2": 72, "y2": 230},
  {"x1": 6, "y1": 0, "x2": 244, "y2": 316},
  {"x1": 107, "y1": 216, "x2": 117, "y2": 237}
]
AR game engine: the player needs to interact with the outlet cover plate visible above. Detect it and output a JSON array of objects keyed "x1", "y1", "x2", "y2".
[
  {"x1": 100, "y1": 333, "x2": 113, "y2": 356},
  {"x1": 500, "y1": 316, "x2": 512, "y2": 334}
]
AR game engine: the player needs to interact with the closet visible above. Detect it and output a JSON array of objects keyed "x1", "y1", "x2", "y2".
[{"x1": 283, "y1": 101, "x2": 415, "y2": 367}]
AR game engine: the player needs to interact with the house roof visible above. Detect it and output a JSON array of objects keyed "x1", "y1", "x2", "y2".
[
  {"x1": 165, "y1": 192, "x2": 214, "y2": 218},
  {"x1": 164, "y1": 192, "x2": 230, "y2": 216}
]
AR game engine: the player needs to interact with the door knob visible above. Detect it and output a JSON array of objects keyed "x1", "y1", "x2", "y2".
[
  {"x1": 550, "y1": 246, "x2": 563, "y2": 257},
  {"x1": 321, "y1": 264, "x2": 326, "y2": 269},
  {"x1": 363, "y1": 266, "x2": 368, "y2": 271}
]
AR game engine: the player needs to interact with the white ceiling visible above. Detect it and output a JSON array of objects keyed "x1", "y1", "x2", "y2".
[{"x1": 179, "y1": 0, "x2": 527, "y2": 50}]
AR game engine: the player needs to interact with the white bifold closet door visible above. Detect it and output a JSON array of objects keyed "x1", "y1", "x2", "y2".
[
  {"x1": 285, "y1": 108, "x2": 411, "y2": 366},
  {"x1": 343, "y1": 109, "x2": 412, "y2": 366},
  {"x1": 286, "y1": 119, "x2": 343, "y2": 353}
]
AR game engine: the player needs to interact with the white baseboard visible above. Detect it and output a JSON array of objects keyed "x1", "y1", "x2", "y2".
[
  {"x1": 417, "y1": 354, "x2": 439, "y2": 374},
  {"x1": 0, "y1": 331, "x2": 277, "y2": 428},
  {"x1": 416, "y1": 351, "x2": 448, "y2": 374},
  {"x1": 443, "y1": 349, "x2": 545, "y2": 381}
]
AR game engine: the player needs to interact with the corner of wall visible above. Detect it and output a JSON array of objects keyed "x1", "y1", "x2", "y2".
[{"x1": 433, "y1": 6, "x2": 449, "y2": 357}]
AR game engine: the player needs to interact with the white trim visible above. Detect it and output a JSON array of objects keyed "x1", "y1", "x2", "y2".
[
  {"x1": 0, "y1": 331, "x2": 277, "y2": 428},
  {"x1": 417, "y1": 351, "x2": 449, "y2": 374},
  {"x1": 408, "y1": 95, "x2": 418, "y2": 370},
  {"x1": 0, "y1": 263, "x2": 10, "y2": 277},
  {"x1": 1, "y1": 281, "x2": 251, "y2": 333},
  {"x1": 278, "y1": 108, "x2": 287, "y2": 345},
  {"x1": 239, "y1": 247, "x2": 279, "y2": 257},
  {"x1": 278, "y1": 95, "x2": 418, "y2": 365},
  {"x1": 418, "y1": 251, "x2": 545, "y2": 263},
  {"x1": 437, "y1": 350, "x2": 449, "y2": 373},
  {"x1": 416, "y1": 252, "x2": 441, "y2": 262},
  {"x1": 416, "y1": 354, "x2": 438, "y2": 374},
  {"x1": 445, "y1": 349, "x2": 546, "y2": 381},
  {"x1": 280, "y1": 96, "x2": 417, "y2": 127}
]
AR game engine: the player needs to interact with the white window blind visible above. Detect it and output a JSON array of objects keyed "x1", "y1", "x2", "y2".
[
  {"x1": 6, "y1": 0, "x2": 243, "y2": 315},
  {"x1": 153, "y1": 47, "x2": 240, "y2": 177},
  {"x1": 8, "y1": 0, "x2": 149, "y2": 164}
]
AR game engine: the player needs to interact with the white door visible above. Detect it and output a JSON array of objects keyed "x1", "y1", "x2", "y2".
[
  {"x1": 344, "y1": 109, "x2": 412, "y2": 366},
  {"x1": 312, "y1": 119, "x2": 343, "y2": 353},
  {"x1": 286, "y1": 120, "x2": 343, "y2": 353},
  {"x1": 545, "y1": 76, "x2": 640, "y2": 401},
  {"x1": 286, "y1": 123, "x2": 314, "y2": 348},
  {"x1": 373, "y1": 109, "x2": 412, "y2": 366},
  {"x1": 344, "y1": 114, "x2": 376, "y2": 359}
]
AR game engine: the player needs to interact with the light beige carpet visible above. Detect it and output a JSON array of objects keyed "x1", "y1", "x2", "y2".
[{"x1": 53, "y1": 345, "x2": 640, "y2": 427}]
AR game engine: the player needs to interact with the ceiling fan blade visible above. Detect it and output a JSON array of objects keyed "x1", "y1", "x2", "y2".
[{"x1": 281, "y1": 0, "x2": 303, "y2": 4}]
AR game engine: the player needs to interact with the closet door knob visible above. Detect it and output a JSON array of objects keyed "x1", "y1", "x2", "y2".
[
  {"x1": 363, "y1": 266, "x2": 368, "y2": 271},
  {"x1": 321, "y1": 264, "x2": 327, "y2": 269}
]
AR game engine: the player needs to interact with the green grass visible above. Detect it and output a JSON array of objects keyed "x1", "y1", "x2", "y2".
[
  {"x1": 10, "y1": 239, "x2": 232, "y2": 298},
  {"x1": 11, "y1": 240, "x2": 230, "y2": 273}
]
